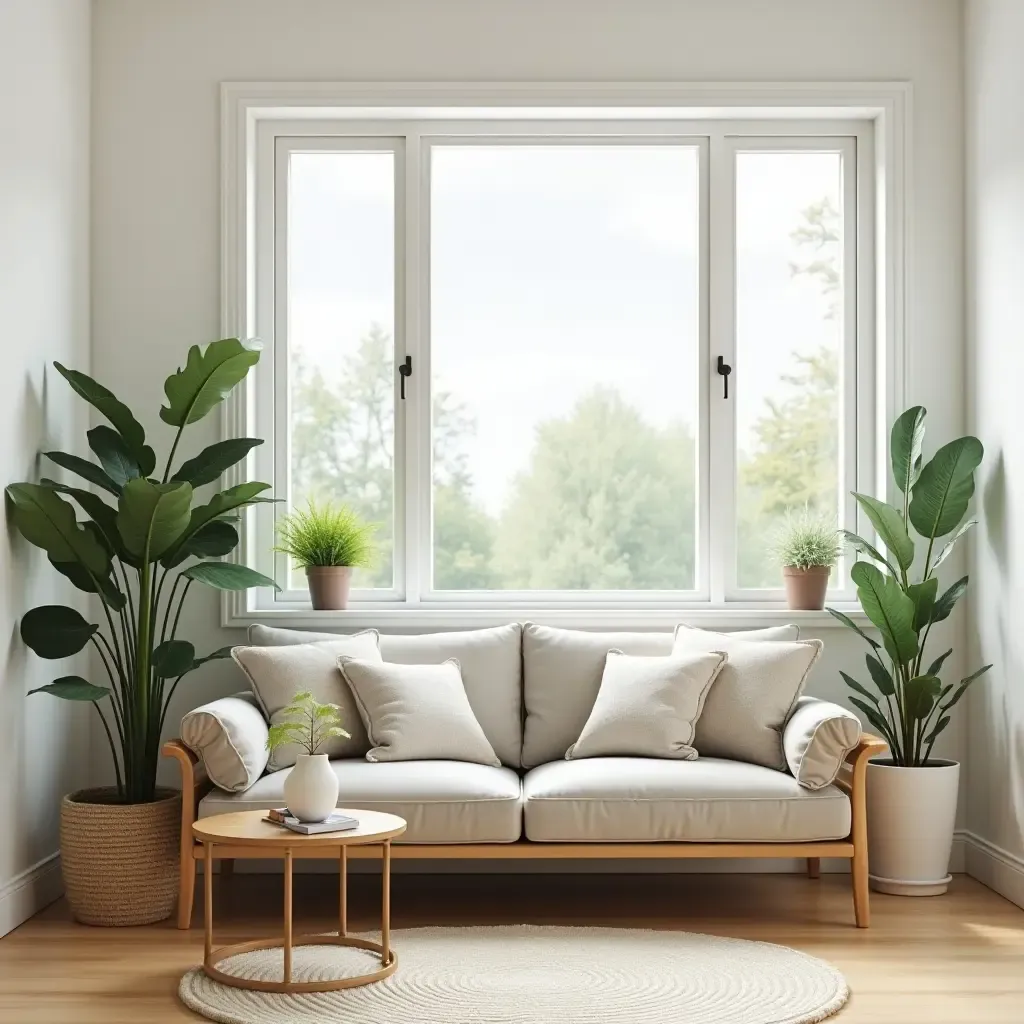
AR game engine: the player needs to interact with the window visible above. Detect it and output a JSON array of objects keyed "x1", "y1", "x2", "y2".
[{"x1": 243, "y1": 114, "x2": 875, "y2": 616}]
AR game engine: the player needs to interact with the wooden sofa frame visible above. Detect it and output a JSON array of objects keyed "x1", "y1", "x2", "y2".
[{"x1": 163, "y1": 734, "x2": 886, "y2": 930}]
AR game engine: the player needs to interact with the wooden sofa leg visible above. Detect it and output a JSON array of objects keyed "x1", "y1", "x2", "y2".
[
  {"x1": 852, "y1": 848, "x2": 870, "y2": 927},
  {"x1": 845, "y1": 733, "x2": 885, "y2": 928},
  {"x1": 807, "y1": 857, "x2": 820, "y2": 879},
  {"x1": 178, "y1": 851, "x2": 196, "y2": 930}
]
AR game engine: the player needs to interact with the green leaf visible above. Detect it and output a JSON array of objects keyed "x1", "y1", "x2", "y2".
[
  {"x1": 41, "y1": 451, "x2": 120, "y2": 496},
  {"x1": 52, "y1": 362, "x2": 156, "y2": 475},
  {"x1": 87, "y1": 426, "x2": 141, "y2": 488},
  {"x1": 908, "y1": 436, "x2": 984, "y2": 540},
  {"x1": 931, "y1": 575, "x2": 968, "y2": 624},
  {"x1": 48, "y1": 556, "x2": 125, "y2": 610},
  {"x1": 926, "y1": 648, "x2": 954, "y2": 677},
  {"x1": 160, "y1": 338, "x2": 261, "y2": 427},
  {"x1": 848, "y1": 696, "x2": 898, "y2": 750},
  {"x1": 826, "y1": 606, "x2": 881, "y2": 651},
  {"x1": 161, "y1": 482, "x2": 273, "y2": 564},
  {"x1": 27, "y1": 676, "x2": 111, "y2": 702},
  {"x1": 850, "y1": 561, "x2": 918, "y2": 665},
  {"x1": 890, "y1": 406, "x2": 926, "y2": 494},
  {"x1": 942, "y1": 664, "x2": 992, "y2": 711},
  {"x1": 20, "y1": 605, "x2": 97, "y2": 659},
  {"x1": 6, "y1": 484, "x2": 111, "y2": 577},
  {"x1": 932, "y1": 518, "x2": 977, "y2": 572},
  {"x1": 40, "y1": 480, "x2": 137, "y2": 566},
  {"x1": 923, "y1": 715, "x2": 950, "y2": 747},
  {"x1": 171, "y1": 438, "x2": 264, "y2": 488},
  {"x1": 904, "y1": 675, "x2": 941, "y2": 720},
  {"x1": 116, "y1": 479, "x2": 193, "y2": 561},
  {"x1": 182, "y1": 561, "x2": 280, "y2": 591},
  {"x1": 192, "y1": 646, "x2": 234, "y2": 669},
  {"x1": 160, "y1": 519, "x2": 239, "y2": 568},
  {"x1": 152, "y1": 640, "x2": 196, "y2": 678},
  {"x1": 865, "y1": 653, "x2": 896, "y2": 696},
  {"x1": 840, "y1": 529, "x2": 899, "y2": 577},
  {"x1": 841, "y1": 670, "x2": 881, "y2": 705},
  {"x1": 854, "y1": 493, "x2": 915, "y2": 571},
  {"x1": 907, "y1": 577, "x2": 939, "y2": 632}
]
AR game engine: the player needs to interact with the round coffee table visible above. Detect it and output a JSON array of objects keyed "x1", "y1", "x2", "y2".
[{"x1": 192, "y1": 809, "x2": 407, "y2": 993}]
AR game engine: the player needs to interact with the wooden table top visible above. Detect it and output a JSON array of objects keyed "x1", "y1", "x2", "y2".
[{"x1": 193, "y1": 809, "x2": 407, "y2": 848}]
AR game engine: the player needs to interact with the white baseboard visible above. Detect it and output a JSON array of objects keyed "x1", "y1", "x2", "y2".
[
  {"x1": 0, "y1": 853, "x2": 64, "y2": 937},
  {"x1": 962, "y1": 830, "x2": 1024, "y2": 910}
]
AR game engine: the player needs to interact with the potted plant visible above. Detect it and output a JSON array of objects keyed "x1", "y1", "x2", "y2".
[
  {"x1": 771, "y1": 507, "x2": 841, "y2": 610},
  {"x1": 268, "y1": 690, "x2": 349, "y2": 822},
  {"x1": 6, "y1": 338, "x2": 278, "y2": 925},
  {"x1": 275, "y1": 499, "x2": 376, "y2": 610},
  {"x1": 828, "y1": 406, "x2": 990, "y2": 896}
]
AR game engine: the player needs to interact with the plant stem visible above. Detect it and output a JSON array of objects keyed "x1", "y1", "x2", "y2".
[
  {"x1": 92, "y1": 702, "x2": 124, "y2": 801},
  {"x1": 134, "y1": 558, "x2": 153, "y2": 802},
  {"x1": 161, "y1": 426, "x2": 185, "y2": 484}
]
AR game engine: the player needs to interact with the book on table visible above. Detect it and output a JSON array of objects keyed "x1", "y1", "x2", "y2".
[{"x1": 262, "y1": 809, "x2": 360, "y2": 835}]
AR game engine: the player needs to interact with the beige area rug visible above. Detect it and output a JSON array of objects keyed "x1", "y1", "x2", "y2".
[{"x1": 179, "y1": 925, "x2": 849, "y2": 1024}]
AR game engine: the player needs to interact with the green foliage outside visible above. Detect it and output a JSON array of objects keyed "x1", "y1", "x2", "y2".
[{"x1": 290, "y1": 201, "x2": 842, "y2": 592}]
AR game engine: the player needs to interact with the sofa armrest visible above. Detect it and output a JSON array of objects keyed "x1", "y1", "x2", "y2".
[
  {"x1": 180, "y1": 691, "x2": 269, "y2": 793},
  {"x1": 784, "y1": 696, "x2": 865, "y2": 790}
]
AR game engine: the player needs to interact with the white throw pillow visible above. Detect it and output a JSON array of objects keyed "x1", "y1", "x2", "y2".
[
  {"x1": 232, "y1": 631, "x2": 382, "y2": 769},
  {"x1": 337, "y1": 656, "x2": 501, "y2": 767},
  {"x1": 566, "y1": 649, "x2": 729, "y2": 760},
  {"x1": 784, "y1": 696, "x2": 864, "y2": 789},
  {"x1": 180, "y1": 692, "x2": 269, "y2": 792},
  {"x1": 672, "y1": 625, "x2": 823, "y2": 770}
]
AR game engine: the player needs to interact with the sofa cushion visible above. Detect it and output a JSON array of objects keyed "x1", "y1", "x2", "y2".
[
  {"x1": 249, "y1": 623, "x2": 523, "y2": 767},
  {"x1": 521, "y1": 623, "x2": 799, "y2": 768},
  {"x1": 198, "y1": 759, "x2": 523, "y2": 843},
  {"x1": 784, "y1": 696, "x2": 863, "y2": 790},
  {"x1": 339, "y1": 656, "x2": 501, "y2": 766},
  {"x1": 672, "y1": 626, "x2": 822, "y2": 770},
  {"x1": 566, "y1": 649, "x2": 728, "y2": 761},
  {"x1": 234, "y1": 633, "x2": 382, "y2": 769},
  {"x1": 522, "y1": 757, "x2": 850, "y2": 842},
  {"x1": 181, "y1": 692, "x2": 269, "y2": 793}
]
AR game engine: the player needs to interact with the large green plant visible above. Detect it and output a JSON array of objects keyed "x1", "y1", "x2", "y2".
[
  {"x1": 6, "y1": 339, "x2": 278, "y2": 803},
  {"x1": 828, "y1": 407, "x2": 991, "y2": 767}
]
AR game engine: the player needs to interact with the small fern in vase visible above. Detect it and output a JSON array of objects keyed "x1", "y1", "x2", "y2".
[{"x1": 267, "y1": 691, "x2": 349, "y2": 822}]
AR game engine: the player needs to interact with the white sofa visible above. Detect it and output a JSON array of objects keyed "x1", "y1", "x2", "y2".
[{"x1": 164, "y1": 623, "x2": 884, "y2": 929}]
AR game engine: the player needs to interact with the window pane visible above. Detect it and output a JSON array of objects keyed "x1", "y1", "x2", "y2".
[
  {"x1": 734, "y1": 150, "x2": 846, "y2": 589},
  {"x1": 430, "y1": 145, "x2": 699, "y2": 591},
  {"x1": 286, "y1": 150, "x2": 395, "y2": 589}
]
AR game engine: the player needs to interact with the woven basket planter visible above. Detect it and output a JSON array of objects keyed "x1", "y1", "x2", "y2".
[{"x1": 60, "y1": 787, "x2": 180, "y2": 926}]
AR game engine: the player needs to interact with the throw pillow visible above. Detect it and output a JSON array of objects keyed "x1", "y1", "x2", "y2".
[
  {"x1": 180, "y1": 691, "x2": 269, "y2": 792},
  {"x1": 784, "y1": 695, "x2": 864, "y2": 789},
  {"x1": 337, "y1": 656, "x2": 501, "y2": 766},
  {"x1": 566, "y1": 649, "x2": 729, "y2": 760},
  {"x1": 232, "y1": 630, "x2": 382, "y2": 769},
  {"x1": 672, "y1": 625, "x2": 823, "y2": 770}
]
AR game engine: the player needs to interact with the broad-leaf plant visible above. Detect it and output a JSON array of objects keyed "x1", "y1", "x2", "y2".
[
  {"x1": 6, "y1": 339, "x2": 278, "y2": 802},
  {"x1": 828, "y1": 406, "x2": 991, "y2": 767}
]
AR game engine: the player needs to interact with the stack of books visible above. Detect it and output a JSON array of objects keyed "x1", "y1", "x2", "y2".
[{"x1": 263, "y1": 808, "x2": 360, "y2": 835}]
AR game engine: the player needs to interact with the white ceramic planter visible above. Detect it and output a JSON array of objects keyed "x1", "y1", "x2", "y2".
[
  {"x1": 283, "y1": 754, "x2": 339, "y2": 823},
  {"x1": 867, "y1": 758, "x2": 960, "y2": 896}
]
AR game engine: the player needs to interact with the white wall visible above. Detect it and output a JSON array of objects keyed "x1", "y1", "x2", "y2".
[
  {"x1": 0, "y1": 0, "x2": 92, "y2": 935},
  {"x1": 90, "y1": 0, "x2": 968, "y2": 841},
  {"x1": 964, "y1": 0, "x2": 1024, "y2": 908}
]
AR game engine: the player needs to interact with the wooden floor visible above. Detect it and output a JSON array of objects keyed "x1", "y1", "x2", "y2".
[{"x1": 1, "y1": 871, "x2": 1022, "y2": 1022}]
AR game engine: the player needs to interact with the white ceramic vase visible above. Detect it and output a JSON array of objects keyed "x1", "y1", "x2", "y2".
[
  {"x1": 283, "y1": 754, "x2": 339, "y2": 823},
  {"x1": 867, "y1": 758, "x2": 960, "y2": 896}
]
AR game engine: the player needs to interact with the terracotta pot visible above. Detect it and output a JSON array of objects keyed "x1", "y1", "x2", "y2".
[
  {"x1": 782, "y1": 564, "x2": 831, "y2": 610},
  {"x1": 60, "y1": 787, "x2": 180, "y2": 926},
  {"x1": 306, "y1": 565, "x2": 353, "y2": 610}
]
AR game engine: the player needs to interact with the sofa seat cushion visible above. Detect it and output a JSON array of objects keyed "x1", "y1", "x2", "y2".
[
  {"x1": 198, "y1": 760, "x2": 523, "y2": 843},
  {"x1": 522, "y1": 758, "x2": 850, "y2": 843}
]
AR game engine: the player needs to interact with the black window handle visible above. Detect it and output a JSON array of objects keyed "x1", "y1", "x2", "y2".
[
  {"x1": 398, "y1": 355, "x2": 412, "y2": 400},
  {"x1": 716, "y1": 355, "x2": 732, "y2": 399}
]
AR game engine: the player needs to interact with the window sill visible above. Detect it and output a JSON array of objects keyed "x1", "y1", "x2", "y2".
[{"x1": 225, "y1": 603, "x2": 871, "y2": 632}]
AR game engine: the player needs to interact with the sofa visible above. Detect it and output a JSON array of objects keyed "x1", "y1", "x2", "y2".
[{"x1": 163, "y1": 622, "x2": 885, "y2": 930}]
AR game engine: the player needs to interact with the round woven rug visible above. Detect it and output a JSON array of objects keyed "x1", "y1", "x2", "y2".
[{"x1": 179, "y1": 925, "x2": 849, "y2": 1024}]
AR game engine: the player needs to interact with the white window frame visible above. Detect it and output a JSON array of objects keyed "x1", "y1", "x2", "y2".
[{"x1": 221, "y1": 82, "x2": 909, "y2": 629}]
